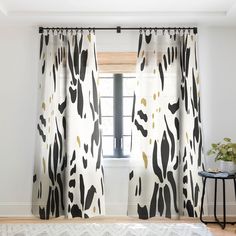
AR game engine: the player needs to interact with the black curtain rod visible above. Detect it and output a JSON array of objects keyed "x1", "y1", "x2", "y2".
[{"x1": 39, "y1": 26, "x2": 198, "y2": 34}]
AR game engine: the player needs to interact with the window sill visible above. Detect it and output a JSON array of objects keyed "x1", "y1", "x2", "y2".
[{"x1": 102, "y1": 157, "x2": 130, "y2": 168}]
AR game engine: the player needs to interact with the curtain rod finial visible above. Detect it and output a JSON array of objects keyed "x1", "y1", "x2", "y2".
[
  {"x1": 116, "y1": 26, "x2": 121, "y2": 33},
  {"x1": 193, "y1": 27, "x2": 198, "y2": 34},
  {"x1": 39, "y1": 27, "x2": 43, "y2": 34}
]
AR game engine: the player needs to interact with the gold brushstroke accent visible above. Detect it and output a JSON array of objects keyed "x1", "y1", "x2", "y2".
[
  {"x1": 153, "y1": 94, "x2": 156, "y2": 100},
  {"x1": 156, "y1": 108, "x2": 158, "y2": 112},
  {"x1": 186, "y1": 132, "x2": 189, "y2": 142},
  {"x1": 87, "y1": 34, "x2": 91, "y2": 42},
  {"x1": 152, "y1": 122, "x2": 155, "y2": 128},
  {"x1": 149, "y1": 139, "x2": 152, "y2": 144},
  {"x1": 157, "y1": 91, "x2": 160, "y2": 97},
  {"x1": 93, "y1": 206, "x2": 96, "y2": 213},
  {"x1": 197, "y1": 76, "x2": 200, "y2": 84},
  {"x1": 142, "y1": 152, "x2": 148, "y2": 169},
  {"x1": 77, "y1": 136, "x2": 81, "y2": 147},
  {"x1": 141, "y1": 98, "x2": 147, "y2": 106},
  {"x1": 42, "y1": 102, "x2": 46, "y2": 111},
  {"x1": 152, "y1": 113, "x2": 154, "y2": 119},
  {"x1": 141, "y1": 50, "x2": 145, "y2": 57},
  {"x1": 42, "y1": 158, "x2": 46, "y2": 173}
]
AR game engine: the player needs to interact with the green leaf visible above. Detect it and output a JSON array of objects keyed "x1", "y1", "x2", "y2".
[{"x1": 224, "y1": 137, "x2": 231, "y2": 142}]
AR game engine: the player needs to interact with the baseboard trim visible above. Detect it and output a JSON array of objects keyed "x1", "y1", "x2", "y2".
[{"x1": 0, "y1": 202, "x2": 235, "y2": 217}]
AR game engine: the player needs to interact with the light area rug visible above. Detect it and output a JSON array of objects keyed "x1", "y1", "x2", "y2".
[{"x1": 0, "y1": 223, "x2": 213, "y2": 236}]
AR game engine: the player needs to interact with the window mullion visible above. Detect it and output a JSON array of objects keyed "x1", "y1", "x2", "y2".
[{"x1": 113, "y1": 74, "x2": 123, "y2": 157}]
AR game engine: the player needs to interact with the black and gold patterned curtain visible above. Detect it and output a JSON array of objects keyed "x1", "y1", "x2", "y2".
[
  {"x1": 32, "y1": 30, "x2": 105, "y2": 219},
  {"x1": 128, "y1": 30, "x2": 204, "y2": 219}
]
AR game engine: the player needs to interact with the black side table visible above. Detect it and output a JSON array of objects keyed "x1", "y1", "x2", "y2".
[{"x1": 198, "y1": 171, "x2": 236, "y2": 229}]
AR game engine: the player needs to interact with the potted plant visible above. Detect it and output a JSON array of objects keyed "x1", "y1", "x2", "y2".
[{"x1": 207, "y1": 138, "x2": 236, "y2": 174}]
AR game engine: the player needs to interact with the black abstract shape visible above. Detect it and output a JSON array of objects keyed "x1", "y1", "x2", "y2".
[
  {"x1": 39, "y1": 34, "x2": 44, "y2": 59},
  {"x1": 42, "y1": 60, "x2": 45, "y2": 74},
  {"x1": 70, "y1": 151, "x2": 76, "y2": 166},
  {"x1": 131, "y1": 93, "x2": 136, "y2": 122},
  {"x1": 138, "y1": 204, "x2": 148, "y2": 219},
  {"x1": 58, "y1": 98, "x2": 67, "y2": 114},
  {"x1": 145, "y1": 33, "x2": 152, "y2": 44},
  {"x1": 84, "y1": 144, "x2": 88, "y2": 153},
  {"x1": 92, "y1": 71, "x2": 98, "y2": 114},
  {"x1": 137, "y1": 110, "x2": 148, "y2": 122},
  {"x1": 70, "y1": 164, "x2": 76, "y2": 176},
  {"x1": 91, "y1": 120, "x2": 99, "y2": 155},
  {"x1": 74, "y1": 35, "x2": 79, "y2": 75},
  {"x1": 52, "y1": 64, "x2": 56, "y2": 92},
  {"x1": 152, "y1": 140, "x2": 163, "y2": 182},
  {"x1": 134, "y1": 119, "x2": 147, "y2": 137},
  {"x1": 33, "y1": 174, "x2": 37, "y2": 183},
  {"x1": 194, "y1": 183, "x2": 200, "y2": 207},
  {"x1": 175, "y1": 118, "x2": 179, "y2": 140},
  {"x1": 137, "y1": 33, "x2": 143, "y2": 57},
  {"x1": 48, "y1": 145, "x2": 54, "y2": 185},
  {"x1": 129, "y1": 171, "x2": 134, "y2": 180},
  {"x1": 168, "y1": 99, "x2": 179, "y2": 114},
  {"x1": 164, "y1": 115, "x2": 175, "y2": 161},
  {"x1": 82, "y1": 156, "x2": 87, "y2": 169},
  {"x1": 140, "y1": 57, "x2": 145, "y2": 71},
  {"x1": 164, "y1": 185, "x2": 171, "y2": 218},
  {"x1": 71, "y1": 204, "x2": 82, "y2": 217},
  {"x1": 69, "y1": 179, "x2": 75, "y2": 188},
  {"x1": 45, "y1": 35, "x2": 49, "y2": 46},
  {"x1": 80, "y1": 174, "x2": 85, "y2": 207},
  {"x1": 186, "y1": 48, "x2": 190, "y2": 77},
  {"x1": 39, "y1": 115, "x2": 46, "y2": 127},
  {"x1": 37, "y1": 124, "x2": 46, "y2": 142},
  {"x1": 68, "y1": 192, "x2": 73, "y2": 202},
  {"x1": 161, "y1": 131, "x2": 169, "y2": 178},
  {"x1": 138, "y1": 177, "x2": 142, "y2": 196},
  {"x1": 163, "y1": 55, "x2": 167, "y2": 70},
  {"x1": 62, "y1": 116, "x2": 66, "y2": 140},
  {"x1": 150, "y1": 183, "x2": 159, "y2": 218},
  {"x1": 85, "y1": 185, "x2": 96, "y2": 210},
  {"x1": 158, "y1": 188, "x2": 164, "y2": 216},
  {"x1": 167, "y1": 171, "x2": 178, "y2": 213},
  {"x1": 77, "y1": 79, "x2": 84, "y2": 118},
  {"x1": 80, "y1": 50, "x2": 88, "y2": 81},
  {"x1": 69, "y1": 87, "x2": 76, "y2": 103},
  {"x1": 159, "y1": 63, "x2": 164, "y2": 90},
  {"x1": 186, "y1": 200, "x2": 194, "y2": 217},
  {"x1": 53, "y1": 134, "x2": 59, "y2": 181}
]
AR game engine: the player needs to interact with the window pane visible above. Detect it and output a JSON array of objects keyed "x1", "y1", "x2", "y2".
[
  {"x1": 101, "y1": 98, "x2": 113, "y2": 116},
  {"x1": 123, "y1": 97, "x2": 133, "y2": 116},
  {"x1": 102, "y1": 136, "x2": 113, "y2": 156},
  {"x1": 123, "y1": 116, "x2": 132, "y2": 136},
  {"x1": 123, "y1": 78, "x2": 135, "y2": 96},
  {"x1": 99, "y1": 78, "x2": 113, "y2": 97},
  {"x1": 101, "y1": 117, "x2": 113, "y2": 135},
  {"x1": 123, "y1": 136, "x2": 131, "y2": 156}
]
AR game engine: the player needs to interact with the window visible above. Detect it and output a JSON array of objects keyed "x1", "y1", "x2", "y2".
[{"x1": 99, "y1": 73, "x2": 135, "y2": 158}]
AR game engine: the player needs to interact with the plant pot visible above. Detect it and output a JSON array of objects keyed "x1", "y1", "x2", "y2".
[{"x1": 219, "y1": 160, "x2": 236, "y2": 174}]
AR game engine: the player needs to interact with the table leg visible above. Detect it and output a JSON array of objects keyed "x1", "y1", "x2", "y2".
[
  {"x1": 222, "y1": 179, "x2": 226, "y2": 229},
  {"x1": 214, "y1": 178, "x2": 217, "y2": 220},
  {"x1": 200, "y1": 177, "x2": 206, "y2": 223}
]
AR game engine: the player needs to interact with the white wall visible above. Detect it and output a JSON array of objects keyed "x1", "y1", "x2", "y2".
[{"x1": 0, "y1": 26, "x2": 236, "y2": 216}]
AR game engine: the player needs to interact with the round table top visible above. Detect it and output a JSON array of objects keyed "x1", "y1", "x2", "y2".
[{"x1": 198, "y1": 171, "x2": 236, "y2": 179}]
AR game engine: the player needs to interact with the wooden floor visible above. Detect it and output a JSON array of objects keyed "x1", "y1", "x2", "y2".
[{"x1": 0, "y1": 216, "x2": 235, "y2": 236}]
